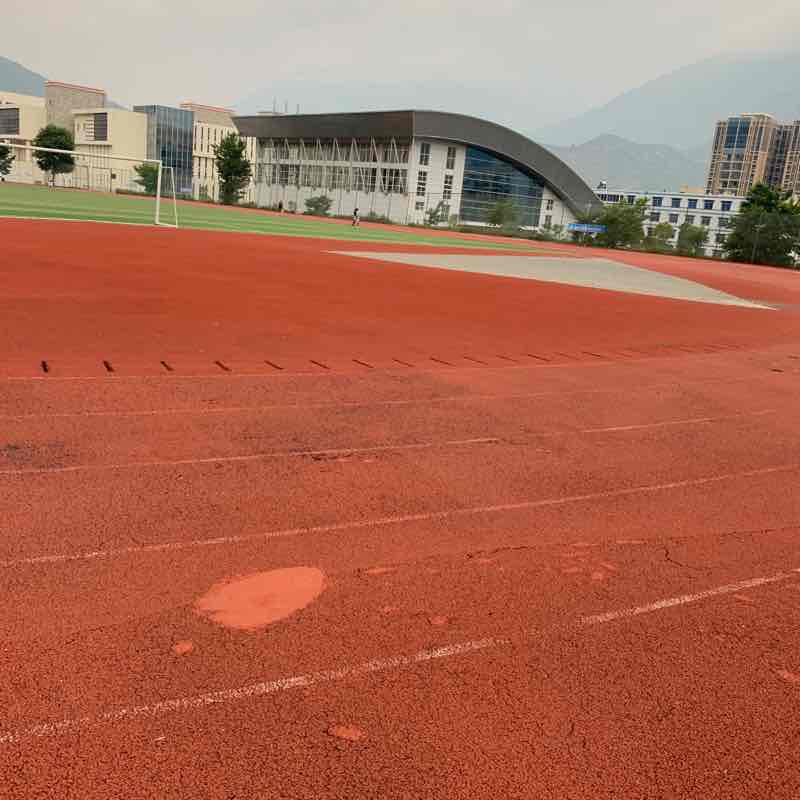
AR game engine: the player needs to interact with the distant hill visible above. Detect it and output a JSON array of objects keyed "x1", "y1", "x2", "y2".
[
  {"x1": 535, "y1": 49, "x2": 800, "y2": 149},
  {"x1": 0, "y1": 55, "x2": 46, "y2": 95},
  {"x1": 546, "y1": 135, "x2": 708, "y2": 192}
]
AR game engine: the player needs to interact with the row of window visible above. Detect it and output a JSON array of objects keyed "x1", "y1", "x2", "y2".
[
  {"x1": 416, "y1": 170, "x2": 455, "y2": 199},
  {"x1": 646, "y1": 226, "x2": 727, "y2": 246},
  {"x1": 419, "y1": 142, "x2": 458, "y2": 170},
  {"x1": 651, "y1": 196, "x2": 733, "y2": 211},
  {"x1": 649, "y1": 212, "x2": 732, "y2": 227}
]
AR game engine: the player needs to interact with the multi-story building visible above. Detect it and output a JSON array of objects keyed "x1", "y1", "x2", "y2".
[
  {"x1": 0, "y1": 90, "x2": 47, "y2": 164},
  {"x1": 180, "y1": 102, "x2": 257, "y2": 202},
  {"x1": 234, "y1": 110, "x2": 600, "y2": 226},
  {"x1": 133, "y1": 104, "x2": 195, "y2": 195},
  {"x1": 596, "y1": 189, "x2": 744, "y2": 258},
  {"x1": 71, "y1": 107, "x2": 148, "y2": 191},
  {"x1": 44, "y1": 80, "x2": 107, "y2": 129},
  {"x1": 707, "y1": 113, "x2": 800, "y2": 197}
]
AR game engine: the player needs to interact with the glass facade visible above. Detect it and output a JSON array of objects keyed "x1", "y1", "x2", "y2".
[
  {"x1": 460, "y1": 146, "x2": 543, "y2": 227},
  {"x1": 133, "y1": 105, "x2": 194, "y2": 194}
]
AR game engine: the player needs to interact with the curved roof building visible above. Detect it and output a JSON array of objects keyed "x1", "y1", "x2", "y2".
[{"x1": 234, "y1": 109, "x2": 600, "y2": 227}]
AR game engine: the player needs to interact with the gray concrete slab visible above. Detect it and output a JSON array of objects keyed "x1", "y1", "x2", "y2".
[{"x1": 334, "y1": 252, "x2": 773, "y2": 310}]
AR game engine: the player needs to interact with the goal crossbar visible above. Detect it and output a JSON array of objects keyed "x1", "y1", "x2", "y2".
[{"x1": 3, "y1": 142, "x2": 178, "y2": 228}]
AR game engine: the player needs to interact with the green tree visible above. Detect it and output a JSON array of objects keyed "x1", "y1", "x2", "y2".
[
  {"x1": 644, "y1": 221, "x2": 675, "y2": 252},
  {"x1": 724, "y1": 184, "x2": 800, "y2": 267},
  {"x1": 304, "y1": 195, "x2": 332, "y2": 216},
  {"x1": 485, "y1": 199, "x2": 518, "y2": 229},
  {"x1": 214, "y1": 133, "x2": 252, "y2": 205},
  {"x1": 676, "y1": 222, "x2": 708, "y2": 257},
  {"x1": 32, "y1": 125, "x2": 75, "y2": 185},
  {"x1": 425, "y1": 200, "x2": 448, "y2": 226},
  {"x1": 0, "y1": 144, "x2": 14, "y2": 177},
  {"x1": 133, "y1": 163, "x2": 159, "y2": 195},
  {"x1": 594, "y1": 198, "x2": 647, "y2": 249}
]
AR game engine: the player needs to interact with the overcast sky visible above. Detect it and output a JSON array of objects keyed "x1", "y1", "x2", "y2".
[{"x1": 6, "y1": 0, "x2": 800, "y2": 127}]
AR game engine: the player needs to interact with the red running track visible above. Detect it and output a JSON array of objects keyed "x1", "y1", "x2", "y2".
[{"x1": 2, "y1": 219, "x2": 800, "y2": 798}]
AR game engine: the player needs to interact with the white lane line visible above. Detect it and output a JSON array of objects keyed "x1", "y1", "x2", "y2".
[
  {"x1": 582, "y1": 409, "x2": 775, "y2": 434},
  {"x1": 3, "y1": 462, "x2": 799, "y2": 569},
  {"x1": 0, "y1": 437, "x2": 499, "y2": 477},
  {"x1": 0, "y1": 638, "x2": 502, "y2": 745},
  {"x1": 3, "y1": 568, "x2": 798, "y2": 745},
  {"x1": 0, "y1": 388, "x2": 644, "y2": 420},
  {"x1": 582, "y1": 570, "x2": 800, "y2": 626},
  {"x1": 0, "y1": 373, "x2": 772, "y2": 421},
  {"x1": 0, "y1": 410, "x2": 777, "y2": 477}
]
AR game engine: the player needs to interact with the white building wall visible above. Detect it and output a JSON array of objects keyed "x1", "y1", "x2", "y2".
[
  {"x1": 597, "y1": 189, "x2": 742, "y2": 257},
  {"x1": 406, "y1": 139, "x2": 466, "y2": 225}
]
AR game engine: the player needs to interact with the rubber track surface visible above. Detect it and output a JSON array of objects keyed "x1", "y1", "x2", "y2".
[{"x1": 2, "y1": 218, "x2": 800, "y2": 799}]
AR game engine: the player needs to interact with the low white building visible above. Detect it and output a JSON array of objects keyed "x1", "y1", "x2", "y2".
[
  {"x1": 596, "y1": 188, "x2": 744, "y2": 257},
  {"x1": 234, "y1": 110, "x2": 601, "y2": 227}
]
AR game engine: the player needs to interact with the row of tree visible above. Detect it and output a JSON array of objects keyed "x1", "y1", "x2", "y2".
[{"x1": 577, "y1": 184, "x2": 800, "y2": 268}]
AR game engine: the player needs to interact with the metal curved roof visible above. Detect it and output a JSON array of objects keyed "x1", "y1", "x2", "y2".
[
  {"x1": 412, "y1": 110, "x2": 601, "y2": 215},
  {"x1": 234, "y1": 109, "x2": 601, "y2": 215}
]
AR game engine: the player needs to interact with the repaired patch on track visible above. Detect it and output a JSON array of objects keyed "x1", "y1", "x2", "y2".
[{"x1": 335, "y1": 252, "x2": 773, "y2": 310}]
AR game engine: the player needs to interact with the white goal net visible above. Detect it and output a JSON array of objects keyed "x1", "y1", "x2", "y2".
[{"x1": 2, "y1": 143, "x2": 178, "y2": 228}]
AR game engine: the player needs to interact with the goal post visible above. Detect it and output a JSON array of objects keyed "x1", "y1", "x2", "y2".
[{"x1": 2, "y1": 142, "x2": 178, "y2": 228}]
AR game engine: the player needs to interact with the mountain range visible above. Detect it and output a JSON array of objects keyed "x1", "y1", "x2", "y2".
[
  {"x1": 0, "y1": 55, "x2": 46, "y2": 95},
  {"x1": 4, "y1": 49, "x2": 798, "y2": 191},
  {"x1": 535, "y1": 49, "x2": 800, "y2": 149}
]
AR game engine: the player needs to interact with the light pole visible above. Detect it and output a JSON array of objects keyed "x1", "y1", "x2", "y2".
[{"x1": 751, "y1": 211, "x2": 766, "y2": 264}]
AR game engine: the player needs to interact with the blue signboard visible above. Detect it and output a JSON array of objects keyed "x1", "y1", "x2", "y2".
[{"x1": 567, "y1": 223, "x2": 606, "y2": 234}]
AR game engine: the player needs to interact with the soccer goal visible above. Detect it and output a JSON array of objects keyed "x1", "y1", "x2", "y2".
[{"x1": 2, "y1": 143, "x2": 179, "y2": 228}]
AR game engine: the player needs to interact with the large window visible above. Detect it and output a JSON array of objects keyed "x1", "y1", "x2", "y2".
[
  {"x1": 446, "y1": 146, "x2": 456, "y2": 170},
  {"x1": 687, "y1": 198, "x2": 698, "y2": 209},
  {"x1": 724, "y1": 118, "x2": 750, "y2": 150},
  {"x1": 443, "y1": 174, "x2": 453, "y2": 200},
  {"x1": 652, "y1": 196, "x2": 663, "y2": 207},
  {"x1": 419, "y1": 142, "x2": 430, "y2": 166},
  {"x1": 416, "y1": 170, "x2": 427, "y2": 197},
  {"x1": 704, "y1": 199, "x2": 714, "y2": 210},
  {"x1": 671, "y1": 198, "x2": 681, "y2": 208},
  {"x1": 721, "y1": 200, "x2": 733, "y2": 212},
  {"x1": 459, "y1": 146, "x2": 544, "y2": 227},
  {"x1": 669, "y1": 213, "x2": 679, "y2": 224},
  {"x1": 649, "y1": 212, "x2": 660, "y2": 222},
  {"x1": 133, "y1": 104, "x2": 195, "y2": 194},
  {"x1": 0, "y1": 107, "x2": 20, "y2": 135},
  {"x1": 93, "y1": 112, "x2": 108, "y2": 142}
]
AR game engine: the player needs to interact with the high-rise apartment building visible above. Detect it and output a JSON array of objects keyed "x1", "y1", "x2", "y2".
[{"x1": 706, "y1": 113, "x2": 800, "y2": 197}]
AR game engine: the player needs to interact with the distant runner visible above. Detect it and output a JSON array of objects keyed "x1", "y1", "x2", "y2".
[{"x1": 352, "y1": 207, "x2": 360, "y2": 227}]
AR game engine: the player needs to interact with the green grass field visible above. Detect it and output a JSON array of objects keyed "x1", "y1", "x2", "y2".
[{"x1": 0, "y1": 183, "x2": 538, "y2": 250}]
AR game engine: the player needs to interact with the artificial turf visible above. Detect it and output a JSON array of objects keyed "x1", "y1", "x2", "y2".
[{"x1": 0, "y1": 183, "x2": 537, "y2": 250}]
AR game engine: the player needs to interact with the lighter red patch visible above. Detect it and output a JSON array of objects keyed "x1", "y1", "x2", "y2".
[
  {"x1": 195, "y1": 567, "x2": 325, "y2": 631},
  {"x1": 777, "y1": 669, "x2": 800, "y2": 685},
  {"x1": 562, "y1": 566, "x2": 583, "y2": 574},
  {"x1": 328, "y1": 724, "x2": 365, "y2": 741},
  {"x1": 364, "y1": 566, "x2": 395, "y2": 576},
  {"x1": 591, "y1": 570, "x2": 606, "y2": 582},
  {"x1": 733, "y1": 594, "x2": 755, "y2": 604},
  {"x1": 428, "y1": 615, "x2": 449, "y2": 626},
  {"x1": 172, "y1": 640, "x2": 194, "y2": 655}
]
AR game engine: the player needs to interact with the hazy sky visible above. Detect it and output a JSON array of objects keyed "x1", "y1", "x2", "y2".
[{"x1": 7, "y1": 0, "x2": 800, "y2": 127}]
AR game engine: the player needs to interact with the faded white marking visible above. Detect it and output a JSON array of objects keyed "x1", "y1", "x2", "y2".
[
  {"x1": 3, "y1": 462, "x2": 798, "y2": 569},
  {"x1": 0, "y1": 410, "x2": 776, "y2": 477},
  {"x1": 0, "y1": 437, "x2": 498, "y2": 477},
  {"x1": 582, "y1": 570, "x2": 800, "y2": 626},
  {"x1": 2, "y1": 568, "x2": 798, "y2": 745},
  {"x1": 0, "y1": 638, "x2": 500, "y2": 745}
]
